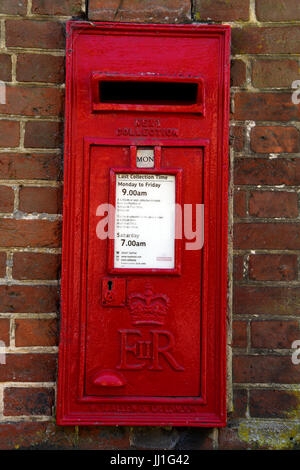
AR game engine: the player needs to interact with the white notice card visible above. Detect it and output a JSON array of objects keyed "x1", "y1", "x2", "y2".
[{"x1": 114, "y1": 173, "x2": 175, "y2": 269}]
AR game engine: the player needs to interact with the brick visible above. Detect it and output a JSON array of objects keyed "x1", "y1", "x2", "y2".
[
  {"x1": 233, "y1": 255, "x2": 244, "y2": 281},
  {"x1": 6, "y1": 20, "x2": 65, "y2": 50},
  {"x1": 251, "y1": 127, "x2": 299, "y2": 154},
  {"x1": 232, "y1": 321, "x2": 247, "y2": 348},
  {"x1": 0, "y1": 286, "x2": 58, "y2": 312},
  {"x1": 251, "y1": 320, "x2": 300, "y2": 349},
  {"x1": 13, "y1": 253, "x2": 60, "y2": 280},
  {"x1": 19, "y1": 186, "x2": 62, "y2": 214},
  {"x1": 0, "y1": 219, "x2": 61, "y2": 247},
  {"x1": 32, "y1": 0, "x2": 83, "y2": 16},
  {"x1": 232, "y1": 26, "x2": 300, "y2": 54},
  {"x1": 130, "y1": 427, "x2": 180, "y2": 450},
  {"x1": 234, "y1": 223, "x2": 300, "y2": 249},
  {"x1": 249, "y1": 390, "x2": 300, "y2": 419},
  {"x1": 249, "y1": 254, "x2": 298, "y2": 281},
  {"x1": 0, "y1": 120, "x2": 20, "y2": 148},
  {"x1": 4, "y1": 387, "x2": 54, "y2": 416},
  {"x1": 0, "y1": 422, "x2": 130, "y2": 450},
  {"x1": 17, "y1": 54, "x2": 65, "y2": 84},
  {"x1": 175, "y1": 429, "x2": 214, "y2": 450},
  {"x1": 0, "y1": 422, "x2": 50, "y2": 450},
  {"x1": 24, "y1": 121, "x2": 63, "y2": 148},
  {"x1": 234, "y1": 158, "x2": 300, "y2": 186},
  {"x1": 231, "y1": 389, "x2": 247, "y2": 418},
  {"x1": 231, "y1": 59, "x2": 247, "y2": 87},
  {"x1": 15, "y1": 318, "x2": 58, "y2": 347},
  {"x1": 0, "y1": 353, "x2": 56, "y2": 382},
  {"x1": 0, "y1": 153, "x2": 61, "y2": 180},
  {"x1": 88, "y1": 0, "x2": 191, "y2": 22},
  {"x1": 256, "y1": 0, "x2": 300, "y2": 22},
  {"x1": 233, "y1": 355, "x2": 300, "y2": 383},
  {"x1": 0, "y1": 252, "x2": 6, "y2": 278},
  {"x1": 0, "y1": 186, "x2": 14, "y2": 212},
  {"x1": 75, "y1": 426, "x2": 131, "y2": 450},
  {"x1": 195, "y1": 0, "x2": 249, "y2": 21},
  {"x1": 1, "y1": 86, "x2": 63, "y2": 117},
  {"x1": 218, "y1": 426, "x2": 249, "y2": 450},
  {"x1": 0, "y1": 422, "x2": 83, "y2": 450},
  {"x1": 230, "y1": 126, "x2": 245, "y2": 152},
  {"x1": 234, "y1": 285, "x2": 300, "y2": 315},
  {"x1": 249, "y1": 191, "x2": 298, "y2": 218},
  {"x1": 0, "y1": 0, "x2": 27, "y2": 15},
  {"x1": 234, "y1": 92, "x2": 300, "y2": 122},
  {"x1": 0, "y1": 318, "x2": 10, "y2": 345},
  {"x1": 252, "y1": 59, "x2": 300, "y2": 88},
  {"x1": 234, "y1": 190, "x2": 247, "y2": 217},
  {"x1": 0, "y1": 54, "x2": 12, "y2": 81}
]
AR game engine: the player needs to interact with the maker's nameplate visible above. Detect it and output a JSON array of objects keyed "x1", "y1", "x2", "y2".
[{"x1": 114, "y1": 173, "x2": 175, "y2": 269}]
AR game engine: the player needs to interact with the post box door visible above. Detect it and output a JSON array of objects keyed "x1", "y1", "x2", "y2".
[{"x1": 85, "y1": 144, "x2": 203, "y2": 397}]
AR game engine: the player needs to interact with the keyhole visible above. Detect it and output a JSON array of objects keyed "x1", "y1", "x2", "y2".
[{"x1": 107, "y1": 280, "x2": 113, "y2": 291}]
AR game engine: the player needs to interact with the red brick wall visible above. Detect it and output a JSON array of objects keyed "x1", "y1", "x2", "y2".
[{"x1": 0, "y1": 0, "x2": 299, "y2": 450}]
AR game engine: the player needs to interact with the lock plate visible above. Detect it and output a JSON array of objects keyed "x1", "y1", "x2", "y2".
[{"x1": 102, "y1": 278, "x2": 126, "y2": 307}]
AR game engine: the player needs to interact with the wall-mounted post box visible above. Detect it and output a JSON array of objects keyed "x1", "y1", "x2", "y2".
[{"x1": 57, "y1": 22, "x2": 230, "y2": 427}]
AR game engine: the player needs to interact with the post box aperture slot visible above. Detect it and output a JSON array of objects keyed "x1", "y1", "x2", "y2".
[
  {"x1": 100, "y1": 81, "x2": 198, "y2": 105},
  {"x1": 92, "y1": 74, "x2": 204, "y2": 114},
  {"x1": 108, "y1": 168, "x2": 182, "y2": 274}
]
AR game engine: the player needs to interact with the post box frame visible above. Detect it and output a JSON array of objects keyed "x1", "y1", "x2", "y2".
[{"x1": 57, "y1": 22, "x2": 230, "y2": 427}]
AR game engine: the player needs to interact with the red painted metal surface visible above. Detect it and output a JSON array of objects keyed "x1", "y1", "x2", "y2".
[{"x1": 57, "y1": 22, "x2": 230, "y2": 426}]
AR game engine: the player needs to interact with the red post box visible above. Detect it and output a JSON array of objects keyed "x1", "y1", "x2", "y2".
[{"x1": 57, "y1": 22, "x2": 230, "y2": 426}]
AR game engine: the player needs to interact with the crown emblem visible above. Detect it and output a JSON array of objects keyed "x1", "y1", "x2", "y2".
[{"x1": 128, "y1": 284, "x2": 170, "y2": 326}]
